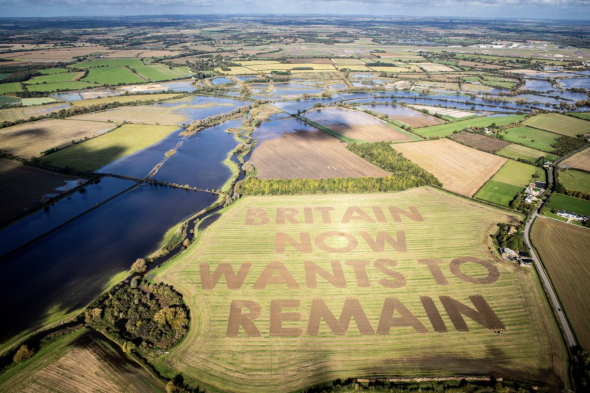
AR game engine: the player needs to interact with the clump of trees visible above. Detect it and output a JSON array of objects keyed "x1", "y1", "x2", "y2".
[
  {"x1": 574, "y1": 346, "x2": 590, "y2": 390},
  {"x1": 495, "y1": 224, "x2": 525, "y2": 252},
  {"x1": 13, "y1": 345, "x2": 35, "y2": 364},
  {"x1": 551, "y1": 135, "x2": 587, "y2": 156},
  {"x1": 86, "y1": 282, "x2": 189, "y2": 358},
  {"x1": 131, "y1": 258, "x2": 147, "y2": 274}
]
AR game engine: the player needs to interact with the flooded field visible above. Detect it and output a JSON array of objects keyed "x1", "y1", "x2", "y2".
[
  {"x1": 0, "y1": 185, "x2": 217, "y2": 344},
  {"x1": 362, "y1": 103, "x2": 446, "y2": 127}
]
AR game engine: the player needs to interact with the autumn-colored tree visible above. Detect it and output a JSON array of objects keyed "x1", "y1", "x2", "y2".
[
  {"x1": 131, "y1": 258, "x2": 147, "y2": 274},
  {"x1": 13, "y1": 345, "x2": 34, "y2": 364}
]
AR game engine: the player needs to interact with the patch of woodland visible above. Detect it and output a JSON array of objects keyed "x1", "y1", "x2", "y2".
[
  {"x1": 495, "y1": 223, "x2": 526, "y2": 253},
  {"x1": 85, "y1": 279, "x2": 189, "y2": 359},
  {"x1": 551, "y1": 135, "x2": 588, "y2": 157}
]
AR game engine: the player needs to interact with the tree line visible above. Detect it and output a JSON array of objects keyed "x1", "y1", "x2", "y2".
[{"x1": 239, "y1": 142, "x2": 441, "y2": 195}]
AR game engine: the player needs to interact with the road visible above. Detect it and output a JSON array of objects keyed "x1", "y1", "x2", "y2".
[{"x1": 522, "y1": 165, "x2": 577, "y2": 349}]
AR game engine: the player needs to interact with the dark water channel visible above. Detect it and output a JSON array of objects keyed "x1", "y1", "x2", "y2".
[
  {"x1": 0, "y1": 185, "x2": 216, "y2": 344},
  {"x1": 0, "y1": 177, "x2": 135, "y2": 257}
]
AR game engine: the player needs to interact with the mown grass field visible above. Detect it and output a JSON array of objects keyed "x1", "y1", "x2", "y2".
[
  {"x1": 474, "y1": 160, "x2": 538, "y2": 206},
  {"x1": 0, "y1": 119, "x2": 114, "y2": 158},
  {"x1": 71, "y1": 93, "x2": 180, "y2": 107},
  {"x1": 24, "y1": 71, "x2": 82, "y2": 85},
  {"x1": 569, "y1": 113, "x2": 590, "y2": 121},
  {"x1": 414, "y1": 115, "x2": 525, "y2": 138},
  {"x1": 41, "y1": 123, "x2": 178, "y2": 172},
  {"x1": 154, "y1": 187, "x2": 566, "y2": 392},
  {"x1": 474, "y1": 180, "x2": 522, "y2": 206},
  {"x1": 496, "y1": 143, "x2": 559, "y2": 163},
  {"x1": 544, "y1": 193, "x2": 590, "y2": 216},
  {"x1": 71, "y1": 105, "x2": 188, "y2": 125},
  {"x1": 73, "y1": 58, "x2": 144, "y2": 68},
  {"x1": 559, "y1": 169, "x2": 590, "y2": 193},
  {"x1": 83, "y1": 67, "x2": 145, "y2": 85},
  {"x1": 0, "y1": 329, "x2": 164, "y2": 393},
  {"x1": 26, "y1": 81, "x2": 98, "y2": 92},
  {"x1": 21, "y1": 97, "x2": 60, "y2": 106},
  {"x1": 523, "y1": 113, "x2": 590, "y2": 137},
  {"x1": 0, "y1": 83, "x2": 23, "y2": 94},
  {"x1": 38, "y1": 67, "x2": 70, "y2": 75},
  {"x1": 501, "y1": 126, "x2": 560, "y2": 153},
  {"x1": 0, "y1": 102, "x2": 67, "y2": 123},
  {"x1": 0, "y1": 96, "x2": 20, "y2": 106},
  {"x1": 490, "y1": 160, "x2": 540, "y2": 187},
  {"x1": 532, "y1": 218, "x2": 590, "y2": 350},
  {"x1": 131, "y1": 65, "x2": 192, "y2": 81}
]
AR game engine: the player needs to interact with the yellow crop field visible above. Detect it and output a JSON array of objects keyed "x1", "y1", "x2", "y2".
[
  {"x1": 0, "y1": 119, "x2": 114, "y2": 158},
  {"x1": 391, "y1": 139, "x2": 507, "y2": 197},
  {"x1": 154, "y1": 187, "x2": 566, "y2": 392}
]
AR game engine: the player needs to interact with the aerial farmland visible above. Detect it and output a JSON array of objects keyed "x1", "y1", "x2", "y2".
[{"x1": 0, "y1": 12, "x2": 589, "y2": 393}]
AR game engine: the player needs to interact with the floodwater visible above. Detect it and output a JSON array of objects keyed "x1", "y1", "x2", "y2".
[
  {"x1": 361, "y1": 104, "x2": 443, "y2": 121},
  {"x1": 153, "y1": 120, "x2": 242, "y2": 190},
  {"x1": 558, "y1": 77, "x2": 590, "y2": 90},
  {"x1": 159, "y1": 80, "x2": 199, "y2": 92},
  {"x1": 211, "y1": 77, "x2": 233, "y2": 85},
  {"x1": 0, "y1": 177, "x2": 135, "y2": 257},
  {"x1": 156, "y1": 95, "x2": 250, "y2": 119},
  {"x1": 236, "y1": 76, "x2": 258, "y2": 81},
  {"x1": 251, "y1": 114, "x2": 317, "y2": 143},
  {"x1": 273, "y1": 92, "x2": 372, "y2": 114},
  {"x1": 97, "y1": 128, "x2": 184, "y2": 179},
  {"x1": 0, "y1": 185, "x2": 217, "y2": 345}
]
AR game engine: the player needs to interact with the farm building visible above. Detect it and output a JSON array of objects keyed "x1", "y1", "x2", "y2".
[
  {"x1": 557, "y1": 211, "x2": 587, "y2": 222},
  {"x1": 502, "y1": 248, "x2": 519, "y2": 260}
]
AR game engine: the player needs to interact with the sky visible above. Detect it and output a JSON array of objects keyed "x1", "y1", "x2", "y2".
[{"x1": 1, "y1": 0, "x2": 590, "y2": 20}]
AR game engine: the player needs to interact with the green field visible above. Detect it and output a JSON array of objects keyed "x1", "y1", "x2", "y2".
[
  {"x1": 82, "y1": 67, "x2": 145, "y2": 85},
  {"x1": 26, "y1": 81, "x2": 98, "y2": 92},
  {"x1": 496, "y1": 143, "x2": 559, "y2": 163},
  {"x1": 414, "y1": 115, "x2": 525, "y2": 138},
  {"x1": 559, "y1": 169, "x2": 590, "y2": 193},
  {"x1": 0, "y1": 83, "x2": 23, "y2": 94},
  {"x1": 474, "y1": 160, "x2": 539, "y2": 206},
  {"x1": 492, "y1": 160, "x2": 540, "y2": 186},
  {"x1": 39, "y1": 68, "x2": 70, "y2": 75},
  {"x1": 523, "y1": 113, "x2": 590, "y2": 137},
  {"x1": 73, "y1": 58, "x2": 145, "y2": 68},
  {"x1": 21, "y1": 97, "x2": 60, "y2": 106},
  {"x1": 24, "y1": 72, "x2": 81, "y2": 85},
  {"x1": 153, "y1": 187, "x2": 566, "y2": 392},
  {"x1": 502, "y1": 126, "x2": 560, "y2": 153},
  {"x1": 71, "y1": 93, "x2": 180, "y2": 107},
  {"x1": 0, "y1": 95, "x2": 20, "y2": 106},
  {"x1": 474, "y1": 180, "x2": 523, "y2": 206},
  {"x1": 544, "y1": 193, "x2": 590, "y2": 216},
  {"x1": 131, "y1": 65, "x2": 192, "y2": 81},
  {"x1": 41, "y1": 123, "x2": 178, "y2": 172},
  {"x1": 569, "y1": 113, "x2": 590, "y2": 121}
]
